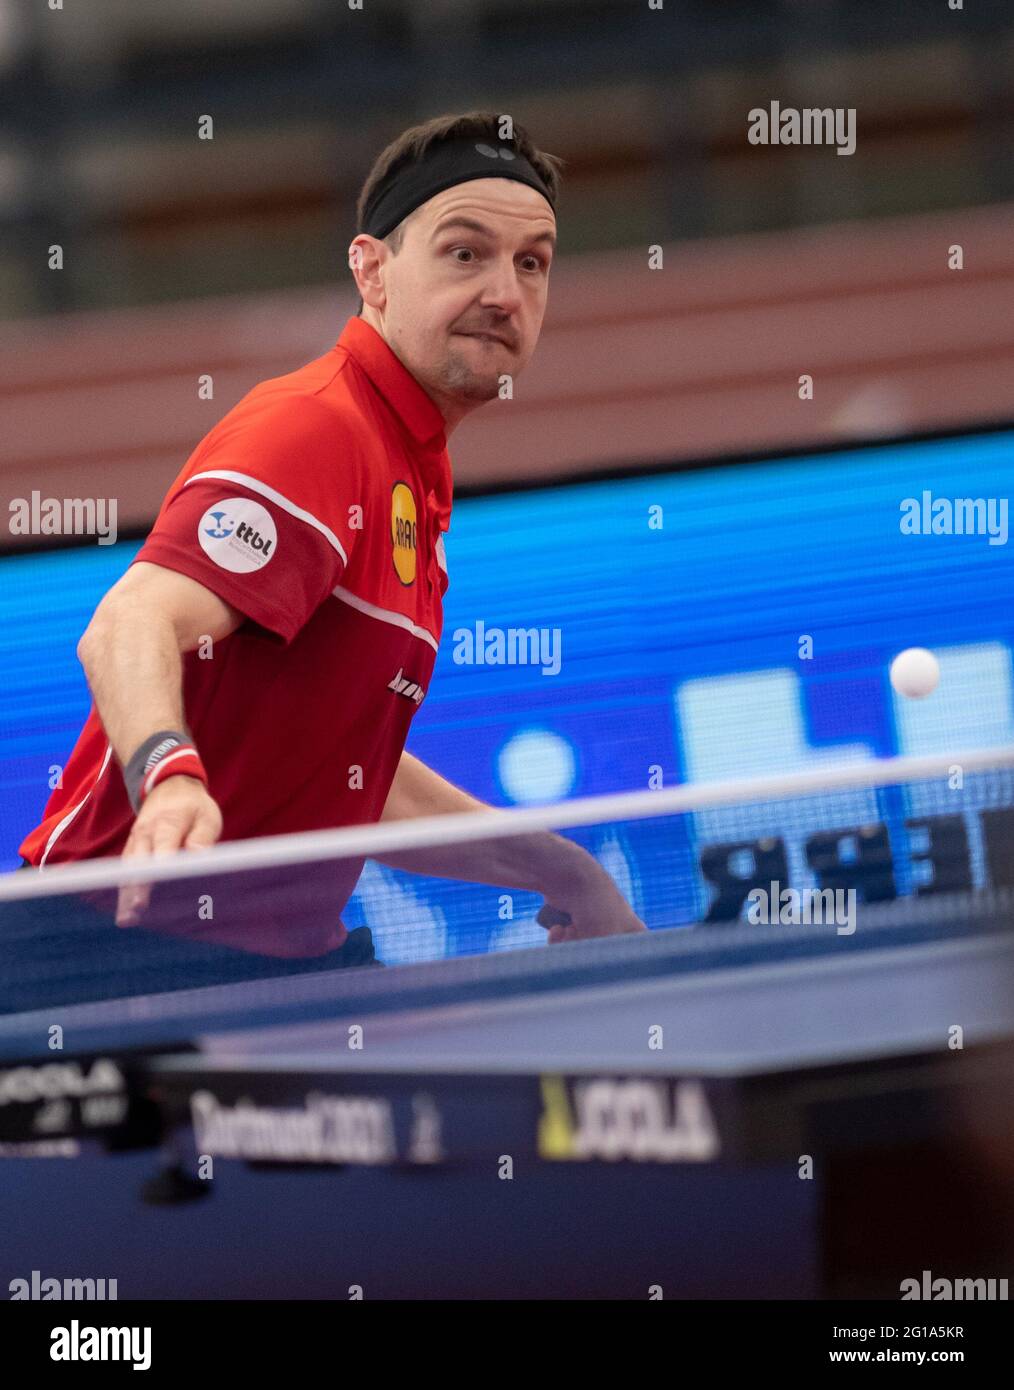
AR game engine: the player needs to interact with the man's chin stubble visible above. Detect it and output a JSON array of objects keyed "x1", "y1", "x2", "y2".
[{"x1": 442, "y1": 358, "x2": 502, "y2": 402}]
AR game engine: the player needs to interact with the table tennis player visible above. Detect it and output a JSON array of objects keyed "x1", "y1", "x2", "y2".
[{"x1": 17, "y1": 111, "x2": 645, "y2": 965}]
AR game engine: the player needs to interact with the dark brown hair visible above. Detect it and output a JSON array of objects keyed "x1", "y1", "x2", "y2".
[{"x1": 352, "y1": 111, "x2": 563, "y2": 311}]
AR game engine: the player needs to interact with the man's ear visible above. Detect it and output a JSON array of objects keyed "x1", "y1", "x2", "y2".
[{"x1": 349, "y1": 235, "x2": 386, "y2": 311}]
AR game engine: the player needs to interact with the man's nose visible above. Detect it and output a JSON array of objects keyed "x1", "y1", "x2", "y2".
[{"x1": 479, "y1": 257, "x2": 524, "y2": 315}]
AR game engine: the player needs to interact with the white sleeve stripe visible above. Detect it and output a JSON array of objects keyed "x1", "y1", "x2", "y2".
[
  {"x1": 183, "y1": 470, "x2": 349, "y2": 565},
  {"x1": 39, "y1": 742, "x2": 115, "y2": 868},
  {"x1": 331, "y1": 585, "x2": 439, "y2": 653}
]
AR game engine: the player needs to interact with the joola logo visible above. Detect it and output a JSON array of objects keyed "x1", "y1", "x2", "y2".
[
  {"x1": 537, "y1": 1076, "x2": 720, "y2": 1163},
  {"x1": 0, "y1": 1059, "x2": 125, "y2": 1107},
  {"x1": 388, "y1": 668, "x2": 426, "y2": 706},
  {"x1": 474, "y1": 143, "x2": 516, "y2": 162}
]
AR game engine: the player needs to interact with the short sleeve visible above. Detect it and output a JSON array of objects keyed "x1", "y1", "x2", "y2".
[{"x1": 134, "y1": 395, "x2": 360, "y2": 645}]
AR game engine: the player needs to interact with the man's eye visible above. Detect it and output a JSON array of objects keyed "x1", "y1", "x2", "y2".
[{"x1": 452, "y1": 247, "x2": 475, "y2": 262}]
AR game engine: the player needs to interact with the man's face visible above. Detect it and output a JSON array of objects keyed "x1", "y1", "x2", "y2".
[{"x1": 363, "y1": 178, "x2": 556, "y2": 410}]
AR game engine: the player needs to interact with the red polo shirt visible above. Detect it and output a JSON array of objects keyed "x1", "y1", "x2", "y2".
[{"x1": 18, "y1": 317, "x2": 452, "y2": 954}]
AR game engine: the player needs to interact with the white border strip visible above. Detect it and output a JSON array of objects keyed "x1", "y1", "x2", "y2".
[
  {"x1": 4, "y1": 745, "x2": 1012, "y2": 902},
  {"x1": 184, "y1": 470, "x2": 348, "y2": 564},
  {"x1": 332, "y1": 586, "x2": 439, "y2": 652}
]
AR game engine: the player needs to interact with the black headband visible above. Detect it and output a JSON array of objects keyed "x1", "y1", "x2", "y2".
[{"x1": 361, "y1": 137, "x2": 555, "y2": 241}]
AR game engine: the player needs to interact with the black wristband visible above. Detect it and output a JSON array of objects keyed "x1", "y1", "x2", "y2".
[{"x1": 122, "y1": 730, "x2": 192, "y2": 815}]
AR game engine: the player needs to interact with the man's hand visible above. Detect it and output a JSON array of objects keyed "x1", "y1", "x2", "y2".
[
  {"x1": 537, "y1": 870, "x2": 647, "y2": 943},
  {"x1": 115, "y1": 776, "x2": 223, "y2": 927}
]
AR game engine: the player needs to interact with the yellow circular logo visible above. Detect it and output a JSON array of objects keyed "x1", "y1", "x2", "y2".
[{"x1": 391, "y1": 482, "x2": 417, "y2": 585}]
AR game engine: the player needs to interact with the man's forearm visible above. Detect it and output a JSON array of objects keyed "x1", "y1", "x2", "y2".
[
  {"x1": 375, "y1": 751, "x2": 597, "y2": 898},
  {"x1": 78, "y1": 603, "x2": 186, "y2": 768},
  {"x1": 376, "y1": 823, "x2": 593, "y2": 897}
]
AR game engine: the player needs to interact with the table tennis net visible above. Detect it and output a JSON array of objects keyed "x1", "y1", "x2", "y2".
[{"x1": 1, "y1": 752, "x2": 1012, "y2": 1014}]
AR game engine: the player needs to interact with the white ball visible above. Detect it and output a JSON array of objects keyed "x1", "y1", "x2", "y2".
[{"x1": 890, "y1": 647, "x2": 940, "y2": 699}]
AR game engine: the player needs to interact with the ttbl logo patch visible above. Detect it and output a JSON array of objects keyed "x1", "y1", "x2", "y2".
[{"x1": 198, "y1": 497, "x2": 277, "y2": 573}]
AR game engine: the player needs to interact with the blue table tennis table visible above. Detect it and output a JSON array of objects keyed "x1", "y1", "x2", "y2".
[{"x1": 2, "y1": 891, "x2": 1014, "y2": 1299}]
